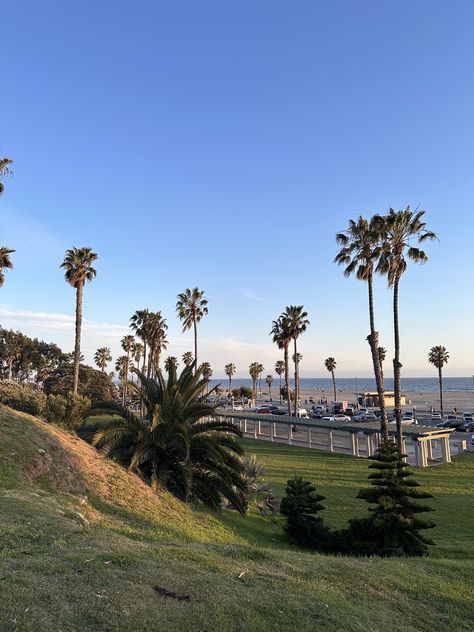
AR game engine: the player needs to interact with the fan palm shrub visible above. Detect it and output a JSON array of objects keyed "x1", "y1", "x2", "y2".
[{"x1": 92, "y1": 363, "x2": 247, "y2": 513}]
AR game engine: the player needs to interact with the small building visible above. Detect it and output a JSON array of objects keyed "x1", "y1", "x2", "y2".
[{"x1": 358, "y1": 391, "x2": 406, "y2": 408}]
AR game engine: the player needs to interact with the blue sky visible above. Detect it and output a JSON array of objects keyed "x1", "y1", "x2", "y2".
[{"x1": 1, "y1": 0, "x2": 473, "y2": 377}]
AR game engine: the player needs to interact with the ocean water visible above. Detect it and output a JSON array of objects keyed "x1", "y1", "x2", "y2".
[{"x1": 210, "y1": 377, "x2": 474, "y2": 393}]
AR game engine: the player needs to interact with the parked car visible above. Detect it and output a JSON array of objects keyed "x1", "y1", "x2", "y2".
[
  {"x1": 334, "y1": 414, "x2": 351, "y2": 422},
  {"x1": 461, "y1": 415, "x2": 474, "y2": 431},
  {"x1": 436, "y1": 417, "x2": 464, "y2": 429},
  {"x1": 352, "y1": 413, "x2": 367, "y2": 422},
  {"x1": 321, "y1": 415, "x2": 336, "y2": 422},
  {"x1": 431, "y1": 412, "x2": 442, "y2": 421},
  {"x1": 254, "y1": 406, "x2": 272, "y2": 414}
]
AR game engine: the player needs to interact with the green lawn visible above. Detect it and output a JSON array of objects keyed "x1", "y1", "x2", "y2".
[{"x1": 1, "y1": 408, "x2": 473, "y2": 631}]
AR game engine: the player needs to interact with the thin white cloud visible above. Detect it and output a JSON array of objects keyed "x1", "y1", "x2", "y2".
[
  {"x1": 2, "y1": 206, "x2": 66, "y2": 259},
  {"x1": 241, "y1": 291, "x2": 265, "y2": 302}
]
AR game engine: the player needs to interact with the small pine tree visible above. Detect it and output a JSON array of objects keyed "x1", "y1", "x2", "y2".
[
  {"x1": 280, "y1": 477, "x2": 330, "y2": 550},
  {"x1": 348, "y1": 440, "x2": 435, "y2": 557}
]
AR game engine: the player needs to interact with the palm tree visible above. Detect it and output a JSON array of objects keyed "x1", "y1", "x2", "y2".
[
  {"x1": 146, "y1": 311, "x2": 168, "y2": 377},
  {"x1": 378, "y1": 346, "x2": 386, "y2": 368},
  {"x1": 130, "y1": 309, "x2": 150, "y2": 372},
  {"x1": 0, "y1": 247, "x2": 15, "y2": 287},
  {"x1": 94, "y1": 347, "x2": 112, "y2": 373},
  {"x1": 132, "y1": 342, "x2": 144, "y2": 381},
  {"x1": 164, "y1": 356, "x2": 179, "y2": 373},
  {"x1": 270, "y1": 316, "x2": 292, "y2": 415},
  {"x1": 292, "y1": 353, "x2": 303, "y2": 401},
  {"x1": 265, "y1": 374, "x2": 274, "y2": 401},
  {"x1": 92, "y1": 364, "x2": 247, "y2": 512},
  {"x1": 201, "y1": 362, "x2": 213, "y2": 393},
  {"x1": 428, "y1": 346, "x2": 449, "y2": 419},
  {"x1": 249, "y1": 362, "x2": 260, "y2": 403},
  {"x1": 378, "y1": 208, "x2": 437, "y2": 449},
  {"x1": 283, "y1": 306, "x2": 309, "y2": 415},
  {"x1": 182, "y1": 351, "x2": 193, "y2": 367},
  {"x1": 176, "y1": 287, "x2": 208, "y2": 371},
  {"x1": 325, "y1": 357, "x2": 337, "y2": 403},
  {"x1": 335, "y1": 216, "x2": 388, "y2": 438},
  {"x1": 275, "y1": 360, "x2": 285, "y2": 403},
  {"x1": 115, "y1": 355, "x2": 128, "y2": 403},
  {"x1": 257, "y1": 363, "x2": 264, "y2": 397},
  {"x1": 121, "y1": 335, "x2": 135, "y2": 402},
  {"x1": 0, "y1": 157, "x2": 13, "y2": 196},
  {"x1": 225, "y1": 362, "x2": 236, "y2": 397},
  {"x1": 61, "y1": 247, "x2": 98, "y2": 394}
]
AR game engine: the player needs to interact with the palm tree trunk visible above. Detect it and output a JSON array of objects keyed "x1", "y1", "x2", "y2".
[
  {"x1": 293, "y1": 338, "x2": 299, "y2": 416},
  {"x1": 193, "y1": 317, "x2": 198, "y2": 373},
  {"x1": 73, "y1": 282, "x2": 83, "y2": 395},
  {"x1": 438, "y1": 365, "x2": 444, "y2": 419},
  {"x1": 392, "y1": 276, "x2": 403, "y2": 451},
  {"x1": 279, "y1": 373, "x2": 282, "y2": 403},
  {"x1": 7, "y1": 358, "x2": 12, "y2": 381},
  {"x1": 331, "y1": 370, "x2": 337, "y2": 403},
  {"x1": 142, "y1": 343, "x2": 147, "y2": 374},
  {"x1": 366, "y1": 274, "x2": 388, "y2": 439},
  {"x1": 284, "y1": 345, "x2": 291, "y2": 416},
  {"x1": 228, "y1": 376, "x2": 232, "y2": 397}
]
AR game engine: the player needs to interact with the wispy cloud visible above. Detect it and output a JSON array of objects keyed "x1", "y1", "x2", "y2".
[
  {"x1": 2, "y1": 206, "x2": 66, "y2": 260},
  {"x1": 241, "y1": 291, "x2": 265, "y2": 302}
]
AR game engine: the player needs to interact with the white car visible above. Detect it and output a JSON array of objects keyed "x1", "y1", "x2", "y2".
[
  {"x1": 334, "y1": 414, "x2": 351, "y2": 422},
  {"x1": 431, "y1": 412, "x2": 442, "y2": 421},
  {"x1": 321, "y1": 415, "x2": 336, "y2": 422}
]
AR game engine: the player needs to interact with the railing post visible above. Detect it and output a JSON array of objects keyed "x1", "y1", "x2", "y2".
[
  {"x1": 329, "y1": 429, "x2": 334, "y2": 452},
  {"x1": 307, "y1": 425, "x2": 311, "y2": 447},
  {"x1": 288, "y1": 424, "x2": 292, "y2": 445}
]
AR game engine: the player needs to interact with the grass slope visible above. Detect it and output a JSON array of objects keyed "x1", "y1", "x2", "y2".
[{"x1": 1, "y1": 407, "x2": 473, "y2": 631}]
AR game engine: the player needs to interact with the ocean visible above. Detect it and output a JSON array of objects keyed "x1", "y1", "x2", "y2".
[{"x1": 209, "y1": 377, "x2": 474, "y2": 393}]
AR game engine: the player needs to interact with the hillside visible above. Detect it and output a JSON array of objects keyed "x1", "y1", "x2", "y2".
[{"x1": 1, "y1": 406, "x2": 473, "y2": 631}]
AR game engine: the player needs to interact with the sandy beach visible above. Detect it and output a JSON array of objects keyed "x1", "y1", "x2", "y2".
[{"x1": 298, "y1": 387, "x2": 474, "y2": 413}]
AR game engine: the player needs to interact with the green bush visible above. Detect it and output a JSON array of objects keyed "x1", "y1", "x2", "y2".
[
  {"x1": 43, "y1": 394, "x2": 68, "y2": 425},
  {"x1": 0, "y1": 381, "x2": 46, "y2": 416},
  {"x1": 62, "y1": 393, "x2": 91, "y2": 430}
]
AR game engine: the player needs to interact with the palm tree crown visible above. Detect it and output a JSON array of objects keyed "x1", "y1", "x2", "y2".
[
  {"x1": 61, "y1": 247, "x2": 98, "y2": 288},
  {"x1": 182, "y1": 351, "x2": 194, "y2": 366},
  {"x1": 0, "y1": 247, "x2": 15, "y2": 287},
  {"x1": 428, "y1": 346, "x2": 449, "y2": 370},
  {"x1": 94, "y1": 347, "x2": 112, "y2": 372},
  {"x1": 0, "y1": 157, "x2": 13, "y2": 196}
]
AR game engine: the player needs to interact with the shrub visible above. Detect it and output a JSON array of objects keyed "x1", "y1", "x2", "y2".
[
  {"x1": 280, "y1": 477, "x2": 330, "y2": 550},
  {"x1": 345, "y1": 440, "x2": 435, "y2": 557},
  {"x1": 232, "y1": 386, "x2": 253, "y2": 399},
  {"x1": 43, "y1": 394, "x2": 68, "y2": 425},
  {"x1": 43, "y1": 363, "x2": 115, "y2": 402},
  {"x1": 0, "y1": 381, "x2": 46, "y2": 415}
]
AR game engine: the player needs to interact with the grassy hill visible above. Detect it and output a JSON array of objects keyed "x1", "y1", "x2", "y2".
[{"x1": 1, "y1": 406, "x2": 473, "y2": 631}]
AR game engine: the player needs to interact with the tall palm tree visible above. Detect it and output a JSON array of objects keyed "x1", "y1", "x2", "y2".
[
  {"x1": 92, "y1": 363, "x2": 247, "y2": 512},
  {"x1": 61, "y1": 247, "x2": 98, "y2": 394},
  {"x1": 249, "y1": 362, "x2": 260, "y2": 403},
  {"x1": 115, "y1": 355, "x2": 128, "y2": 403},
  {"x1": 130, "y1": 309, "x2": 150, "y2": 373},
  {"x1": 325, "y1": 357, "x2": 337, "y2": 403},
  {"x1": 265, "y1": 374, "x2": 274, "y2": 401},
  {"x1": 225, "y1": 362, "x2": 236, "y2": 397},
  {"x1": 94, "y1": 347, "x2": 112, "y2": 373},
  {"x1": 378, "y1": 208, "x2": 437, "y2": 449},
  {"x1": 146, "y1": 311, "x2": 168, "y2": 377},
  {"x1": 0, "y1": 157, "x2": 13, "y2": 196},
  {"x1": 275, "y1": 360, "x2": 285, "y2": 403},
  {"x1": 121, "y1": 334, "x2": 135, "y2": 402},
  {"x1": 283, "y1": 306, "x2": 309, "y2": 415},
  {"x1": 132, "y1": 342, "x2": 144, "y2": 380},
  {"x1": 292, "y1": 353, "x2": 303, "y2": 402},
  {"x1": 176, "y1": 287, "x2": 208, "y2": 371},
  {"x1": 257, "y1": 363, "x2": 264, "y2": 397},
  {"x1": 335, "y1": 216, "x2": 388, "y2": 438},
  {"x1": 182, "y1": 351, "x2": 193, "y2": 367},
  {"x1": 428, "y1": 346, "x2": 449, "y2": 419},
  {"x1": 270, "y1": 316, "x2": 292, "y2": 415}
]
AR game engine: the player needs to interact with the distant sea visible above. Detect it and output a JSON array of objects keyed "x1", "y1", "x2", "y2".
[{"x1": 209, "y1": 377, "x2": 474, "y2": 393}]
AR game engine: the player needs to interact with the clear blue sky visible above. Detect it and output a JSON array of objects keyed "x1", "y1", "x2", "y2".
[{"x1": 1, "y1": 0, "x2": 473, "y2": 377}]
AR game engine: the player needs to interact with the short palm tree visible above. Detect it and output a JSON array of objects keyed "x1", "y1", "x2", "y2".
[
  {"x1": 428, "y1": 346, "x2": 449, "y2": 418},
  {"x1": 225, "y1": 362, "x2": 236, "y2": 397},
  {"x1": 270, "y1": 316, "x2": 292, "y2": 415},
  {"x1": 94, "y1": 347, "x2": 112, "y2": 373},
  {"x1": 61, "y1": 247, "x2": 98, "y2": 394},
  {"x1": 335, "y1": 216, "x2": 388, "y2": 437},
  {"x1": 265, "y1": 374, "x2": 274, "y2": 401},
  {"x1": 249, "y1": 362, "x2": 260, "y2": 403},
  {"x1": 182, "y1": 351, "x2": 193, "y2": 367},
  {"x1": 275, "y1": 360, "x2": 285, "y2": 403},
  {"x1": 283, "y1": 306, "x2": 309, "y2": 415},
  {"x1": 201, "y1": 361, "x2": 213, "y2": 392},
  {"x1": 378, "y1": 208, "x2": 437, "y2": 449},
  {"x1": 0, "y1": 157, "x2": 13, "y2": 196},
  {"x1": 176, "y1": 288, "x2": 208, "y2": 371},
  {"x1": 92, "y1": 364, "x2": 247, "y2": 512},
  {"x1": 324, "y1": 357, "x2": 337, "y2": 403},
  {"x1": 115, "y1": 355, "x2": 128, "y2": 403}
]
